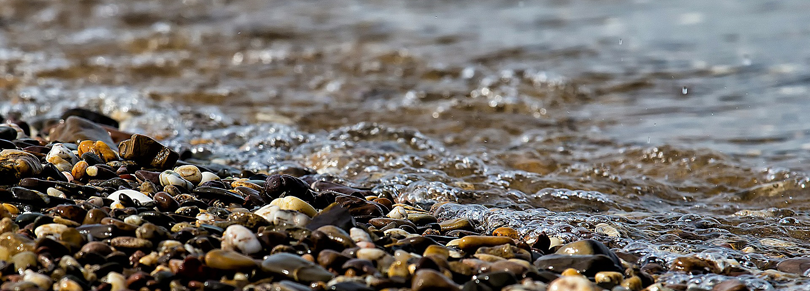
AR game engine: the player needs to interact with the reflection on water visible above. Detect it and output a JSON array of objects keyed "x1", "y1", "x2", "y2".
[{"x1": 3, "y1": 0, "x2": 810, "y2": 288}]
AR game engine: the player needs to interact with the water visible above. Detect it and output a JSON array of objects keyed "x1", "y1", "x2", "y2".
[{"x1": 3, "y1": 0, "x2": 810, "y2": 288}]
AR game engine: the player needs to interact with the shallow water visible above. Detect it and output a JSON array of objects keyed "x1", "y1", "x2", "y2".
[{"x1": 3, "y1": 0, "x2": 810, "y2": 288}]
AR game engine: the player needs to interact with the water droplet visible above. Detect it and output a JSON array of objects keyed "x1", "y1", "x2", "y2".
[
  {"x1": 682, "y1": 87, "x2": 688, "y2": 95},
  {"x1": 647, "y1": 137, "x2": 651, "y2": 144},
  {"x1": 742, "y1": 54, "x2": 751, "y2": 66},
  {"x1": 618, "y1": 38, "x2": 623, "y2": 45}
]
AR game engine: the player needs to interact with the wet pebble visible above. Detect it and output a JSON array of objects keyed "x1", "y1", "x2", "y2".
[
  {"x1": 261, "y1": 252, "x2": 334, "y2": 283},
  {"x1": 412, "y1": 269, "x2": 460, "y2": 291},
  {"x1": 222, "y1": 224, "x2": 262, "y2": 255}
]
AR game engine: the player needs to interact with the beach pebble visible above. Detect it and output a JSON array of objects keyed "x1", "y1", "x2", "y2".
[{"x1": 222, "y1": 224, "x2": 263, "y2": 255}]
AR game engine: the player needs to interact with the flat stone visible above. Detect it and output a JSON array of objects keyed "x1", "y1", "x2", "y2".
[
  {"x1": 49, "y1": 116, "x2": 117, "y2": 151},
  {"x1": 458, "y1": 236, "x2": 514, "y2": 253},
  {"x1": 204, "y1": 249, "x2": 257, "y2": 271},
  {"x1": 412, "y1": 269, "x2": 459, "y2": 291},
  {"x1": 261, "y1": 253, "x2": 334, "y2": 283},
  {"x1": 777, "y1": 257, "x2": 810, "y2": 275},
  {"x1": 533, "y1": 254, "x2": 623, "y2": 277}
]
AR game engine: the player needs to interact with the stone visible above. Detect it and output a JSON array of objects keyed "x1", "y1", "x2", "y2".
[
  {"x1": 492, "y1": 227, "x2": 520, "y2": 240},
  {"x1": 261, "y1": 252, "x2": 334, "y2": 283},
  {"x1": 776, "y1": 257, "x2": 810, "y2": 274},
  {"x1": 110, "y1": 236, "x2": 153, "y2": 251},
  {"x1": 670, "y1": 256, "x2": 720, "y2": 274},
  {"x1": 12, "y1": 251, "x2": 36, "y2": 272},
  {"x1": 547, "y1": 275, "x2": 597, "y2": 291},
  {"x1": 458, "y1": 236, "x2": 514, "y2": 252},
  {"x1": 23, "y1": 269, "x2": 52, "y2": 289},
  {"x1": 53, "y1": 204, "x2": 87, "y2": 223},
  {"x1": 475, "y1": 244, "x2": 532, "y2": 261},
  {"x1": 46, "y1": 143, "x2": 78, "y2": 171},
  {"x1": 462, "y1": 271, "x2": 518, "y2": 291},
  {"x1": 204, "y1": 249, "x2": 258, "y2": 271},
  {"x1": 0, "y1": 149, "x2": 43, "y2": 183},
  {"x1": 307, "y1": 203, "x2": 356, "y2": 232},
  {"x1": 34, "y1": 223, "x2": 68, "y2": 239},
  {"x1": 533, "y1": 254, "x2": 623, "y2": 277},
  {"x1": 265, "y1": 174, "x2": 315, "y2": 202},
  {"x1": 270, "y1": 196, "x2": 318, "y2": 217},
  {"x1": 60, "y1": 108, "x2": 119, "y2": 128},
  {"x1": 174, "y1": 165, "x2": 202, "y2": 185},
  {"x1": 412, "y1": 269, "x2": 459, "y2": 291},
  {"x1": 556, "y1": 239, "x2": 622, "y2": 269},
  {"x1": 712, "y1": 279, "x2": 749, "y2": 291},
  {"x1": 108, "y1": 189, "x2": 153, "y2": 208},
  {"x1": 118, "y1": 134, "x2": 179, "y2": 169},
  {"x1": 153, "y1": 192, "x2": 180, "y2": 212},
  {"x1": 49, "y1": 116, "x2": 117, "y2": 151},
  {"x1": 159, "y1": 170, "x2": 194, "y2": 190},
  {"x1": 222, "y1": 224, "x2": 262, "y2": 255}
]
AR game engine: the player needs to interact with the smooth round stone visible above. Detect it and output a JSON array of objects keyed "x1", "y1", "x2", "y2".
[
  {"x1": 476, "y1": 244, "x2": 531, "y2": 261},
  {"x1": 492, "y1": 227, "x2": 520, "y2": 240},
  {"x1": 777, "y1": 257, "x2": 810, "y2": 274},
  {"x1": 54, "y1": 204, "x2": 87, "y2": 223},
  {"x1": 350, "y1": 227, "x2": 372, "y2": 243},
  {"x1": 318, "y1": 249, "x2": 352, "y2": 271},
  {"x1": 487, "y1": 260, "x2": 530, "y2": 276},
  {"x1": 12, "y1": 251, "x2": 36, "y2": 272},
  {"x1": 621, "y1": 276, "x2": 643, "y2": 291},
  {"x1": 412, "y1": 269, "x2": 460, "y2": 291},
  {"x1": 556, "y1": 239, "x2": 621, "y2": 268},
  {"x1": 24, "y1": 269, "x2": 53, "y2": 289},
  {"x1": 174, "y1": 165, "x2": 202, "y2": 185},
  {"x1": 594, "y1": 271, "x2": 623, "y2": 287},
  {"x1": 439, "y1": 218, "x2": 473, "y2": 232},
  {"x1": 670, "y1": 256, "x2": 720, "y2": 274},
  {"x1": 424, "y1": 245, "x2": 450, "y2": 260},
  {"x1": 136, "y1": 223, "x2": 170, "y2": 242},
  {"x1": 269, "y1": 196, "x2": 317, "y2": 217},
  {"x1": 534, "y1": 254, "x2": 623, "y2": 277},
  {"x1": 83, "y1": 208, "x2": 109, "y2": 225},
  {"x1": 222, "y1": 224, "x2": 262, "y2": 255},
  {"x1": 0, "y1": 232, "x2": 35, "y2": 257},
  {"x1": 101, "y1": 272, "x2": 126, "y2": 291},
  {"x1": 204, "y1": 249, "x2": 258, "y2": 271},
  {"x1": 153, "y1": 192, "x2": 179, "y2": 212},
  {"x1": 458, "y1": 236, "x2": 514, "y2": 252},
  {"x1": 261, "y1": 253, "x2": 334, "y2": 283},
  {"x1": 548, "y1": 275, "x2": 597, "y2": 291}
]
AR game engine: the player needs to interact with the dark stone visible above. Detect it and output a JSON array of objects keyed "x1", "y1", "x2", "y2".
[
  {"x1": 203, "y1": 280, "x2": 236, "y2": 291},
  {"x1": 265, "y1": 174, "x2": 315, "y2": 203},
  {"x1": 388, "y1": 236, "x2": 440, "y2": 254},
  {"x1": 61, "y1": 108, "x2": 119, "y2": 129},
  {"x1": 118, "y1": 134, "x2": 178, "y2": 169},
  {"x1": 342, "y1": 259, "x2": 379, "y2": 276},
  {"x1": 462, "y1": 271, "x2": 518, "y2": 291},
  {"x1": 82, "y1": 152, "x2": 105, "y2": 165},
  {"x1": 533, "y1": 254, "x2": 623, "y2": 277},
  {"x1": 193, "y1": 186, "x2": 245, "y2": 204},
  {"x1": 329, "y1": 281, "x2": 374, "y2": 291},
  {"x1": 317, "y1": 249, "x2": 351, "y2": 271},
  {"x1": 49, "y1": 116, "x2": 117, "y2": 150},
  {"x1": 0, "y1": 126, "x2": 16, "y2": 140},
  {"x1": 312, "y1": 181, "x2": 372, "y2": 197},
  {"x1": 555, "y1": 239, "x2": 622, "y2": 270},
  {"x1": 0, "y1": 139, "x2": 16, "y2": 149},
  {"x1": 307, "y1": 203, "x2": 355, "y2": 232},
  {"x1": 335, "y1": 194, "x2": 384, "y2": 222},
  {"x1": 53, "y1": 204, "x2": 87, "y2": 223}
]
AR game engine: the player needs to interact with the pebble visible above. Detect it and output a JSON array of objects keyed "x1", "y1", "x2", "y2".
[
  {"x1": 23, "y1": 269, "x2": 53, "y2": 289},
  {"x1": 160, "y1": 170, "x2": 194, "y2": 190},
  {"x1": 269, "y1": 196, "x2": 318, "y2": 217},
  {"x1": 0, "y1": 149, "x2": 43, "y2": 182},
  {"x1": 222, "y1": 224, "x2": 263, "y2": 255},
  {"x1": 108, "y1": 189, "x2": 153, "y2": 208},
  {"x1": 776, "y1": 257, "x2": 810, "y2": 274},
  {"x1": 412, "y1": 269, "x2": 460, "y2": 291},
  {"x1": 175, "y1": 165, "x2": 203, "y2": 185},
  {"x1": 48, "y1": 116, "x2": 117, "y2": 150},
  {"x1": 547, "y1": 275, "x2": 597, "y2": 291},
  {"x1": 205, "y1": 249, "x2": 258, "y2": 271},
  {"x1": 711, "y1": 279, "x2": 749, "y2": 291},
  {"x1": 458, "y1": 236, "x2": 514, "y2": 252},
  {"x1": 261, "y1": 252, "x2": 335, "y2": 283},
  {"x1": 118, "y1": 134, "x2": 179, "y2": 169}
]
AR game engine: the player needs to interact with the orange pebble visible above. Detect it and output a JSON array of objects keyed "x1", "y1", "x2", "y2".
[{"x1": 492, "y1": 227, "x2": 520, "y2": 240}]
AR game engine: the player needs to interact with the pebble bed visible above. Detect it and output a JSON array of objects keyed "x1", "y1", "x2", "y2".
[{"x1": 0, "y1": 110, "x2": 781, "y2": 291}]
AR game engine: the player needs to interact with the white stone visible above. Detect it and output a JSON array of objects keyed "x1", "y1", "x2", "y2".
[
  {"x1": 547, "y1": 275, "x2": 597, "y2": 291},
  {"x1": 35, "y1": 223, "x2": 67, "y2": 239},
  {"x1": 387, "y1": 206, "x2": 407, "y2": 219},
  {"x1": 174, "y1": 165, "x2": 202, "y2": 185},
  {"x1": 350, "y1": 227, "x2": 372, "y2": 243},
  {"x1": 199, "y1": 172, "x2": 220, "y2": 185},
  {"x1": 222, "y1": 224, "x2": 262, "y2": 255}
]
